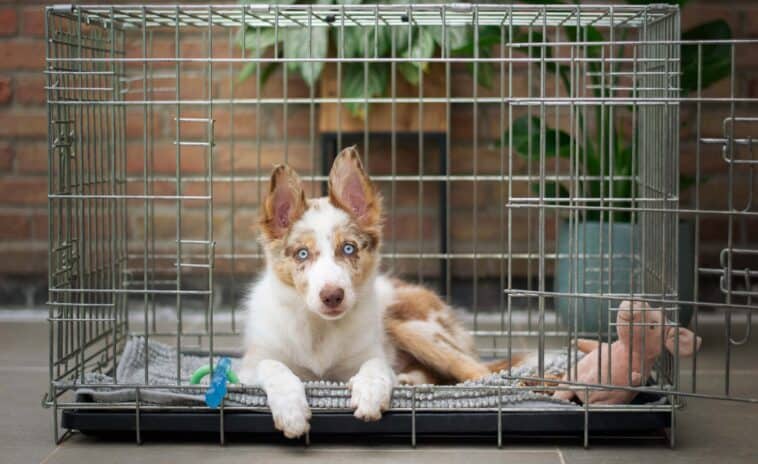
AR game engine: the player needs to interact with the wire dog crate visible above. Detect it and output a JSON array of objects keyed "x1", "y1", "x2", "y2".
[{"x1": 44, "y1": 3, "x2": 757, "y2": 447}]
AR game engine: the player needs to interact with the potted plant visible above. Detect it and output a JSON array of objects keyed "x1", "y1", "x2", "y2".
[
  {"x1": 502, "y1": 1, "x2": 731, "y2": 336},
  {"x1": 236, "y1": 0, "x2": 492, "y2": 133}
]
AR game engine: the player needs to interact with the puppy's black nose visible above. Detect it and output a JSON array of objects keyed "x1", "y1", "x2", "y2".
[{"x1": 320, "y1": 286, "x2": 344, "y2": 309}]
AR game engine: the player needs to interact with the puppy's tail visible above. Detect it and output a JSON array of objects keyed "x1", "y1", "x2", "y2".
[{"x1": 485, "y1": 352, "x2": 528, "y2": 373}]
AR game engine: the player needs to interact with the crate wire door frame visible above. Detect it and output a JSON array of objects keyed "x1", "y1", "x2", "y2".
[{"x1": 43, "y1": 3, "x2": 757, "y2": 447}]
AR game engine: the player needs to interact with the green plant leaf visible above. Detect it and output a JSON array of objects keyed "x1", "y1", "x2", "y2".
[
  {"x1": 373, "y1": 27, "x2": 393, "y2": 57},
  {"x1": 563, "y1": 24, "x2": 603, "y2": 97},
  {"x1": 434, "y1": 25, "x2": 498, "y2": 88},
  {"x1": 680, "y1": 174, "x2": 696, "y2": 192},
  {"x1": 428, "y1": 25, "x2": 470, "y2": 51},
  {"x1": 454, "y1": 25, "x2": 500, "y2": 57},
  {"x1": 564, "y1": 25, "x2": 603, "y2": 59},
  {"x1": 237, "y1": 27, "x2": 280, "y2": 85},
  {"x1": 477, "y1": 62, "x2": 495, "y2": 89},
  {"x1": 614, "y1": 144, "x2": 633, "y2": 177},
  {"x1": 468, "y1": 47, "x2": 495, "y2": 88},
  {"x1": 510, "y1": 29, "x2": 571, "y2": 80},
  {"x1": 282, "y1": 27, "x2": 328, "y2": 86},
  {"x1": 502, "y1": 115, "x2": 573, "y2": 159},
  {"x1": 680, "y1": 19, "x2": 732, "y2": 94},
  {"x1": 530, "y1": 182, "x2": 570, "y2": 198},
  {"x1": 512, "y1": 29, "x2": 553, "y2": 54},
  {"x1": 453, "y1": 26, "x2": 501, "y2": 88},
  {"x1": 609, "y1": 145, "x2": 633, "y2": 203},
  {"x1": 237, "y1": 60, "x2": 278, "y2": 85},
  {"x1": 342, "y1": 62, "x2": 389, "y2": 118},
  {"x1": 339, "y1": 26, "x2": 393, "y2": 58},
  {"x1": 237, "y1": 61, "x2": 257, "y2": 83},
  {"x1": 410, "y1": 27, "x2": 436, "y2": 64},
  {"x1": 679, "y1": 174, "x2": 709, "y2": 192},
  {"x1": 398, "y1": 27, "x2": 436, "y2": 85},
  {"x1": 240, "y1": 27, "x2": 278, "y2": 56},
  {"x1": 397, "y1": 64, "x2": 418, "y2": 86},
  {"x1": 339, "y1": 27, "x2": 367, "y2": 59}
]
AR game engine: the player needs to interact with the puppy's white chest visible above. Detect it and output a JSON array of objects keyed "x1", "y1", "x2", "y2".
[{"x1": 292, "y1": 325, "x2": 346, "y2": 378}]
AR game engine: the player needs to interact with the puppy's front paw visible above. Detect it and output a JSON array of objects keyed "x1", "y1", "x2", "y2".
[
  {"x1": 348, "y1": 374, "x2": 392, "y2": 421},
  {"x1": 267, "y1": 389, "x2": 311, "y2": 438}
]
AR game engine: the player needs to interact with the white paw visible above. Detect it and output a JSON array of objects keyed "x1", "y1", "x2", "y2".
[
  {"x1": 348, "y1": 374, "x2": 392, "y2": 421},
  {"x1": 267, "y1": 389, "x2": 311, "y2": 438}
]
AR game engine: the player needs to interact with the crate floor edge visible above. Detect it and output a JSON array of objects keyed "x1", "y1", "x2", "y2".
[{"x1": 62, "y1": 408, "x2": 671, "y2": 438}]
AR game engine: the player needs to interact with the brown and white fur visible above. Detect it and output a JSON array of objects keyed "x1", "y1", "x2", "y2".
[{"x1": 239, "y1": 147, "x2": 509, "y2": 438}]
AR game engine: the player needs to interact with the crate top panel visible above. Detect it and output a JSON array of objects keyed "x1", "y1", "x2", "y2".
[{"x1": 47, "y1": 4, "x2": 678, "y2": 30}]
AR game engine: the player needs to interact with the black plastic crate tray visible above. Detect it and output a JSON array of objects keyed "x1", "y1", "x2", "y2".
[{"x1": 62, "y1": 393, "x2": 671, "y2": 441}]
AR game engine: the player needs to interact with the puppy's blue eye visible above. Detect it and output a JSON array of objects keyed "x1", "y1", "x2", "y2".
[
  {"x1": 342, "y1": 243, "x2": 356, "y2": 255},
  {"x1": 296, "y1": 248, "x2": 309, "y2": 261}
]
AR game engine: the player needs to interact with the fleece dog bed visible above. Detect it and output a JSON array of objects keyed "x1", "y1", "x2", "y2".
[{"x1": 76, "y1": 336, "x2": 585, "y2": 409}]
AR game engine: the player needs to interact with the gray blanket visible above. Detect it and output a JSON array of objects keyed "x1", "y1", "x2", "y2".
[{"x1": 76, "y1": 336, "x2": 580, "y2": 409}]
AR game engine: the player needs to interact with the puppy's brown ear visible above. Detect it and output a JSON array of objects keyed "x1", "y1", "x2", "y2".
[
  {"x1": 328, "y1": 146, "x2": 382, "y2": 227},
  {"x1": 260, "y1": 165, "x2": 307, "y2": 240}
]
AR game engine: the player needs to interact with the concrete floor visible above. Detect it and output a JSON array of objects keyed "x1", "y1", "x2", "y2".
[{"x1": 2, "y1": 318, "x2": 757, "y2": 464}]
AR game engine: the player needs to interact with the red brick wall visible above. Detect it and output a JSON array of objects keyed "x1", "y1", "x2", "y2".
[
  {"x1": 0, "y1": 2, "x2": 48, "y2": 281},
  {"x1": 1, "y1": 1, "x2": 756, "y2": 293}
]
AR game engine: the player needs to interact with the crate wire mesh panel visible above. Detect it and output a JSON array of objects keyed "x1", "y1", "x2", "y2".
[{"x1": 44, "y1": 3, "x2": 758, "y2": 446}]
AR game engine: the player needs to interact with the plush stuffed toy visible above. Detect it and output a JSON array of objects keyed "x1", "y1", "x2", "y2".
[{"x1": 553, "y1": 300, "x2": 702, "y2": 404}]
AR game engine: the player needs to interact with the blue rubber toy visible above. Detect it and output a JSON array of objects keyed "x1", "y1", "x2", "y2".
[{"x1": 189, "y1": 357, "x2": 238, "y2": 409}]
